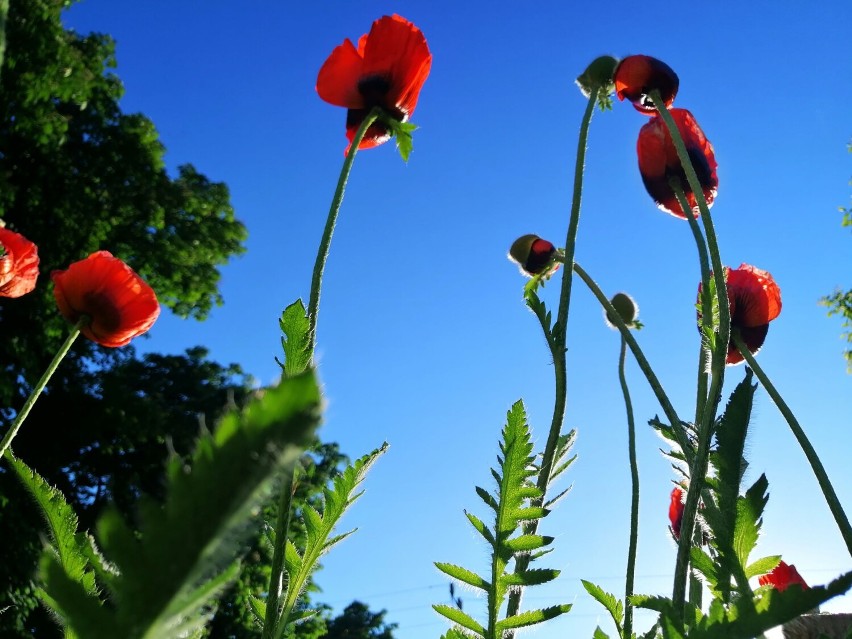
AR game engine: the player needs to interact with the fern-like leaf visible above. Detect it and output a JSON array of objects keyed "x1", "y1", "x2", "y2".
[
  {"x1": 435, "y1": 400, "x2": 571, "y2": 638},
  {"x1": 435, "y1": 563, "x2": 490, "y2": 592},
  {"x1": 433, "y1": 604, "x2": 486, "y2": 637},
  {"x1": 582, "y1": 580, "x2": 624, "y2": 637},
  {"x1": 268, "y1": 443, "x2": 388, "y2": 638}
]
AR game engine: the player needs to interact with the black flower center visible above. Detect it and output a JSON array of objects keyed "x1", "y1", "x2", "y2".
[{"x1": 358, "y1": 74, "x2": 392, "y2": 108}]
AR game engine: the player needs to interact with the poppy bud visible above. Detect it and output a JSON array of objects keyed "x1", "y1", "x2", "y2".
[
  {"x1": 637, "y1": 108, "x2": 718, "y2": 219},
  {"x1": 508, "y1": 234, "x2": 557, "y2": 277},
  {"x1": 576, "y1": 55, "x2": 618, "y2": 99},
  {"x1": 614, "y1": 55, "x2": 679, "y2": 114},
  {"x1": 669, "y1": 486, "x2": 685, "y2": 540},
  {"x1": 604, "y1": 292, "x2": 638, "y2": 329}
]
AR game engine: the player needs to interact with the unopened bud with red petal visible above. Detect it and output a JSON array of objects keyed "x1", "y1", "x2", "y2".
[
  {"x1": 509, "y1": 234, "x2": 557, "y2": 277},
  {"x1": 614, "y1": 55, "x2": 679, "y2": 115},
  {"x1": 604, "y1": 292, "x2": 639, "y2": 329}
]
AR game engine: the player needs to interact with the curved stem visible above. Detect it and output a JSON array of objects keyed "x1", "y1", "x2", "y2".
[
  {"x1": 306, "y1": 107, "x2": 382, "y2": 354},
  {"x1": 504, "y1": 89, "x2": 599, "y2": 624},
  {"x1": 573, "y1": 262, "x2": 684, "y2": 447},
  {"x1": 1, "y1": 320, "x2": 84, "y2": 461},
  {"x1": 620, "y1": 337, "x2": 640, "y2": 639},
  {"x1": 733, "y1": 331, "x2": 852, "y2": 557},
  {"x1": 540, "y1": 88, "x2": 599, "y2": 486},
  {"x1": 265, "y1": 109, "x2": 381, "y2": 638}
]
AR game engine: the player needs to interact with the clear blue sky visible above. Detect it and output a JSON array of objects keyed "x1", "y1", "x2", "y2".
[{"x1": 63, "y1": 2, "x2": 852, "y2": 636}]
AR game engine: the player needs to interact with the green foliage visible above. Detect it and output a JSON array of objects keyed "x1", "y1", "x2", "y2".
[
  {"x1": 0, "y1": 0, "x2": 246, "y2": 409},
  {"x1": 820, "y1": 140, "x2": 852, "y2": 370},
  {"x1": 322, "y1": 601, "x2": 397, "y2": 639},
  {"x1": 16, "y1": 370, "x2": 321, "y2": 639},
  {"x1": 634, "y1": 570, "x2": 852, "y2": 639},
  {"x1": 381, "y1": 117, "x2": 418, "y2": 162},
  {"x1": 260, "y1": 444, "x2": 388, "y2": 639},
  {"x1": 582, "y1": 580, "x2": 623, "y2": 638},
  {"x1": 702, "y1": 370, "x2": 757, "y2": 602},
  {"x1": 279, "y1": 300, "x2": 312, "y2": 377},
  {"x1": 434, "y1": 400, "x2": 571, "y2": 638}
]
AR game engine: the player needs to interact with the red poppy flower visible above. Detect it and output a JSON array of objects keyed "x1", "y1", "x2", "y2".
[
  {"x1": 509, "y1": 234, "x2": 557, "y2": 277},
  {"x1": 637, "y1": 108, "x2": 718, "y2": 219},
  {"x1": 699, "y1": 264, "x2": 782, "y2": 365},
  {"x1": 669, "y1": 486, "x2": 685, "y2": 540},
  {"x1": 614, "y1": 55, "x2": 679, "y2": 114},
  {"x1": 316, "y1": 15, "x2": 432, "y2": 151},
  {"x1": 0, "y1": 227, "x2": 40, "y2": 298},
  {"x1": 759, "y1": 561, "x2": 809, "y2": 592},
  {"x1": 52, "y1": 251, "x2": 160, "y2": 348}
]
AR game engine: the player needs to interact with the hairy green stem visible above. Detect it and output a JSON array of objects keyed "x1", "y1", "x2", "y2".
[
  {"x1": 505, "y1": 89, "x2": 599, "y2": 624},
  {"x1": 0, "y1": 320, "x2": 84, "y2": 461},
  {"x1": 306, "y1": 107, "x2": 382, "y2": 354},
  {"x1": 733, "y1": 332, "x2": 852, "y2": 557},
  {"x1": 619, "y1": 337, "x2": 640, "y2": 639},
  {"x1": 262, "y1": 470, "x2": 298, "y2": 639},
  {"x1": 265, "y1": 110, "x2": 380, "y2": 637},
  {"x1": 573, "y1": 262, "x2": 685, "y2": 451},
  {"x1": 651, "y1": 93, "x2": 730, "y2": 617}
]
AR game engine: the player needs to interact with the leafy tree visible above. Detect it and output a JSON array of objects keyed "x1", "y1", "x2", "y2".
[
  {"x1": 322, "y1": 601, "x2": 398, "y2": 639},
  {"x1": 0, "y1": 0, "x2": 247, "y2": 409},
  {"x1": 820, "y1": 141, "x2": 852, "y2": 371}
]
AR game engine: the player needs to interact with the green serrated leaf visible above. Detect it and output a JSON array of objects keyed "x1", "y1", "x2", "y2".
[
  {"x1": 248, "y1": 595, "x2": 266, "y2": 626},
  {"x1": 593, "y1": 626, "x2": 611, "y2": 639},
  {"x1": 500, "y1": 568, "x2": 560, "y2": 589},
  {"x1": 271, "y1": 443, "x2": 388, "y2": 635},
  {"x1": 278, "y1": 300, "x2": 312, "y2": 377},
  {"x1": 435, "y1": 562, "x2": 490, "y2": 592},
  {"x1": 582, "y1": 580, "x2": 624, "y2": 636},
  {"x1": 733, "y1": 473, "x2": 769, "y2": 570},
  {"x1": 475, "y1": 485, "x2": 499, "y2": 512},
  {"x1": 690, "y1": 547, "x2": 719, "y2": 595},
  {"x1": 383, "y1": 118, "x2": 418, "y2": 162},
  {"x1": 706, "y1": 370, "x2": 757, "y2": 601},
  {"x1": 504, "y1": 534, "x2": 552, "y2": 553},
  {"x1": 93, "y1": 370, "x2": 321, "y2": 638},
  {"x1": 496, "y1": 603, "x2": 572, "y2": 632},
  {"x1": 7, "y1": 453, "x2": 99, "y2": 597},
  {"x1": 465, "y1": 511, "x2": 495, "y2": 547},
  {"x1": 432, "y1": 604, "x2": 485, "y2": 637},
  {"x1": 745, "y1": 555, "x2": 781, "y2": 579},
  {"x1": 37, "y1": 553, "x2": 112, "y2": 639}
]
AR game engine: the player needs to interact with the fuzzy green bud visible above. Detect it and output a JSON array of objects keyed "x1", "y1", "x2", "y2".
[{"x1": 605, "y1": 292, "x2": 639, "y2": 329}]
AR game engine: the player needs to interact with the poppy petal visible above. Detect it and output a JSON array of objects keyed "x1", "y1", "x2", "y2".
[
  {"x1": 317, "y1": 38, "x2": 366, "y2": 109},
  {"x1": 0, "y1": 228, "x2": 40, "y2": 298},
  {"x1": 360, "y1": 14, "x2": 432, "y2": 117}
]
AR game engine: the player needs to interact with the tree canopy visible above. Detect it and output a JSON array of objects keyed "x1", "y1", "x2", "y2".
[{"x1": 0, "y1": 0, "x2": 247, "y2": 408}]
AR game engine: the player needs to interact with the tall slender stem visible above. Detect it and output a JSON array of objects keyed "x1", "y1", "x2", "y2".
[
  {"x1": 264, "y1": 109, "x2": 381, "y2": 638},
  {"x1": 733, "y1": 332, "x2": 852, "y2": 557},
  {"x1": 0, "y1": 320, "x2": 84, "y2": 461},
  {"x1": 307, "y1": 107, "x2": 382, "y2": 354},
  {"x1": 619, "y1": 337, "x2": 640, "y2": 639},
  {"x1": 651, "y1": 93, "x2": 730, "y2": 617},
  {"x1": 504, "y1": 90, "x2": 599, "y2": 623}
]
